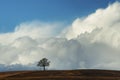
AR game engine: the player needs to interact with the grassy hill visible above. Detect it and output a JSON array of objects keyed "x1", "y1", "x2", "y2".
[{"x1": 0, "y1": 69, "x2": 120, "y2": 80}]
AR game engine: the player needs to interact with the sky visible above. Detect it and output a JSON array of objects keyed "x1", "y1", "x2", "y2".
[
  {"x1": 0, "y1": 0, "x2": 120, "y2": 71},
  {"x1": 0, "y1": 0, "x2": 116, "y2": 33}
]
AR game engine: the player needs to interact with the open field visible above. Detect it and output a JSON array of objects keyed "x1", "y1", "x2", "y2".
[{"x1": 0, "y1": 69, "x2": 120, "y2": 80}]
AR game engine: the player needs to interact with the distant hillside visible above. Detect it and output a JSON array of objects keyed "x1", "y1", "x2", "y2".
[{"x1": 0, "y1": 69, "x2": 120, "y2": 80}]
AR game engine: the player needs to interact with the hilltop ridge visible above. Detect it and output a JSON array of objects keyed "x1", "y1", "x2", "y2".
[{"x1": 0, "y1": 69, "x2": 120, "y2": 80}]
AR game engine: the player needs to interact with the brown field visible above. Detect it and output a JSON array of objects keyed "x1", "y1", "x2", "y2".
[{"x1": 0, "y1": 69, "x2": 120, "y2": 80}]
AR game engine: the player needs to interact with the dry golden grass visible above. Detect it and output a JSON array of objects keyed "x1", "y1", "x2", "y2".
[{"x1": 0, "y1": 69, "x2": 120, "y2": 80}]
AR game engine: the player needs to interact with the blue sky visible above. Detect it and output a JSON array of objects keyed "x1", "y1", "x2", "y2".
[
  {"x1": 0, "y1": 0, "x2": 116, "y2": 33},
  {"x1": 0, "y1": 0, "x2": 120, "y2": 71}
]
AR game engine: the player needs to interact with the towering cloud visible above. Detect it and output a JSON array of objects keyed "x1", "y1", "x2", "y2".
[{"x1": 0, "y1": 2, "x2": 120, "y2": 71}]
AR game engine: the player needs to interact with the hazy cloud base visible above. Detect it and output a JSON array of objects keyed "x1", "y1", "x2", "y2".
[{"x1": 0, "y1": 2, "x2": 120, "y2": 71}]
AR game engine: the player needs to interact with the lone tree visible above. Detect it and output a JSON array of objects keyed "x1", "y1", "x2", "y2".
[{"x1": 37, "y1": 58, "x2": 50, "y2": 71}]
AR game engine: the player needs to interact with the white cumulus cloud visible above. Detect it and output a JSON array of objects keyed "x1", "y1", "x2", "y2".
[{"x1": 0, "y1": 2, "x2": 120, "y2": 71}]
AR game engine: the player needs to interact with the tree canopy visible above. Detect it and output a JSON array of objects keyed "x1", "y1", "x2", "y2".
[{"x1": 37, "y1": 58, "x2": 50, "y2": 71}]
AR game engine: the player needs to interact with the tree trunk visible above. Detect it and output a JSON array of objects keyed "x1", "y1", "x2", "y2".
[{"x1": 43, "y1": 66, "x2": 45, "y2": 71}]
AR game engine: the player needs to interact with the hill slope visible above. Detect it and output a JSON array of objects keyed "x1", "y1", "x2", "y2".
[{"x1": 0, "y1": 69, "x2": 120, "y2": 80}]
